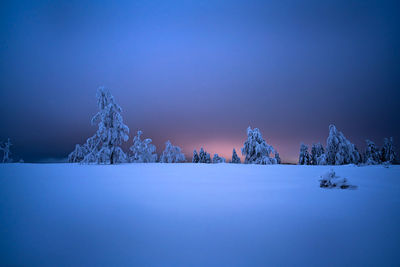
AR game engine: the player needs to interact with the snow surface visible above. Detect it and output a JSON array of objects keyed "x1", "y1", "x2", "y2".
[{"x1": 1, "y1": 164, "x2": 400, "y2": 266}]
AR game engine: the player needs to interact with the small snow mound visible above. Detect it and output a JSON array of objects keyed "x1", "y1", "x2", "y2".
[{"x1": 319, "y1": 169, "x2": 357, "y2": 189}]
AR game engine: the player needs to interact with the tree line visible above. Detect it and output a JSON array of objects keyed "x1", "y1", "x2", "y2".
[
  {"x1": 67, "y1": 87, "x2": 281, "y2": 164},
  {"x1": 298, "y1": 125, "x2": 397, "y2": 165},
  {"x1": 1, "y1": 87, "x2": 397, "y2": 165}
]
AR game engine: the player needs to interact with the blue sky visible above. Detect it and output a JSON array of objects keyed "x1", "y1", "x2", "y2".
[{"x1": 0, "y1": 0, "x2": 399, "y2": 162}]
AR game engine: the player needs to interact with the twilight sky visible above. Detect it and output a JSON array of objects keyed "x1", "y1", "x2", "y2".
[{"x1": 0, "y1": 0, "x2": 399, "y2": 163}]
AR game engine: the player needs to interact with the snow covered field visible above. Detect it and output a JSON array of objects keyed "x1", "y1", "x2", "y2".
[{"x1": 1, "y1": 164, "x2": 400, "y2": 266}]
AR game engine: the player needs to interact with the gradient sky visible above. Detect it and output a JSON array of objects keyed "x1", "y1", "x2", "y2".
[{"x1": 1, "y1": 0, "x2": 399, "y2": 163}]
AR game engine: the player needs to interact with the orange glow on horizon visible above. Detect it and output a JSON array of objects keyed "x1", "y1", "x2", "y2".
[{"x1": 178, "y1": 139, "x2": 299, "y2": 164}]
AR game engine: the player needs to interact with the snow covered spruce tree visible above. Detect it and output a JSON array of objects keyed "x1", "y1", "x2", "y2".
[
  {"x1": 380, "y1": 137, "x2": 397, "y2": 164},
  {"x1": 310, "y1": 143, "x2": 325, "y2": 165},
  {"x1": 325, "y1": 124, "x2": 361, "y2": 165},
  {"x1": 212, "y1": 154, "x2": 225, "y2": 163},
  {"x1": 298, "y1": 143, "x2": 310, "y2": 165},
  {"x1": 241, "y1": 127, "x2": 277, "y2": 164},
  {"x1": 364, "y1": 139, "x2": 381, "y2": 165},
  {"x1": 198, "y1": 147, "x2": 211, "y2": 163},
  {"x1": 68, "y1": 87, "x2": 129, "y2": 164},
  {"x1": 0, "y1": 138, "x2": 12, "y2": 163},
  {"x1": 160, "y1": 140, "x2": 185, "y2": 163},
  {"x1": 231, "y1": 148, "x2": 241, "y2": 163},
  {"x1": 192, "y1": 149, "x2": 200, "y2": 163},
  {"x1": 130, "y1": 130, "x2": 157, "y2": 163}
]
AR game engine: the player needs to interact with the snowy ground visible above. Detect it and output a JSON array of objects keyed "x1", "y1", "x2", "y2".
[{"x1": 1, "y1": 164, "x2": 400, "y2": 266}]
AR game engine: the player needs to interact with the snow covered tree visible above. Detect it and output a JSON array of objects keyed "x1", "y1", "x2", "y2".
[
  {"x1": 68, "y1": 87, "x2": 129, "y2": 164},
  {"x1": 192, "y1": 149, "x2": 200, "y2": 163},
  {"x1": 274, "y1": 152, "x2": 281, "y2": 164},
  {"x1": 212, "y1": 154, "x2": 225, "y2": 163},
  {"x1": 354, "y1": 146, "x2": 363, "y2": 164},
  {"x1": 381, "y1": 137, "x2": 397, "y2": 164},
  {"x1": 241, "y1": 127, "x2": 277, "y2": 164},
  {"x1": 326, "y1": 124, "x2": 360, "y2": 165},
  {"x1": 352, "y1": 145, "x2": 362, "y2": 164},
  {"x1": 91, "y1": 87, "x2": 130, "y2": 164},
  {"x1": 198, "y1": 147, "x2": 211, "y2": 163},
  {"x1": 298, "y1": 143, "x2": 310, "y2": 165},
  {"x1": 316, "y1": 154, "x2": 327, "y2": 165},
  {"x1": 0, "y1": 138, "x2": 12, "y2": 163},
  {"x1": 310, "y1": 143, "x2": 324, "y2": 165},
  {"x1": 68, "y1": 144, "x2": 88, "y2": 163},
  {"x1": 80, "y1": 135, "x2": 101, "y2": 164},
  {"x1": 205, "y1": 153, "x2": 211, "y2": 163},
  {"x1": 199, "y1": 147, "x2": 206, "y2": 162},
  {"x1": 130, "y1": 130, "x2": 157, "y2": 163},
  {"x1": 231, "y1": 148, "x2": 241, "y2": 163},
  {"x1": 160, "y1": 141, "x2": 185, "y2": 163},
  {"x1": 364, "y1": 140, "x2": 381, "y2": 165}
]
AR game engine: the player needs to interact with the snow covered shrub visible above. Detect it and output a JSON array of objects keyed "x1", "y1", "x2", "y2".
[
  {"x1": 319, "y1": 169, "x2": 356, "y2": 189},
  {"x1": 241, "y1": 127, "x2": 277, "y2": 164},
  {"x1": 198, "y1": 147, "x2": 211, "y2": 163},
  {"x1": 192, "y1": 149, "x2": 200, "y2": 163},
  {"x1": 212, "y1": 154, "x2": 225, "y2": 163},
  {"x1": 363, "y1": 140, "x2": 381, "y2": 165},
  {"x1": 0, "y1": 138, "x2": 12, "y2": 163},
  {"x1": 68, "y1": 87, "x2": 129, "y2": 164},
  {"x1": 130, "y1": 130, "x2": 157, "y2": 163},
  {"x1": 380, "y1": 137, "x2": 397, "y2": 164},
  {"x1": 326, "y1": 124, "x2": 360, "y2": 165},
  {"x1": 298, "y1": 143, "x2": 310, "y2": 165},
  {"x1": 231, "y1": 148, "x2": 241, "y2": 163},
  {"x1": 160, "y1": 141, "x2": 185, "y2": 163}
]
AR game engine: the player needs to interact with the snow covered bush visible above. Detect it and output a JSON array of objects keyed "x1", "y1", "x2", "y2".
[
  {"x1": 298, "y1": 143, "x2": 310, "y2": 165},
  {"x1": 230, "y1": 149, "x2": 241, "y2": 163},
  {"x1": 241, "y1": 127, "x2": 277, "y2": 164},
  {"x1": 319, "y1": 169, "x2": 355, "y2": 189},
  {"x1": 380, "y1": 137, "x2": 397, "y2": 164},
  {"x1": 212, "y1": 154, "x2": 225, "y2": 163},
  {"x1": 160, "y1": 141, "x2": 185, "y2": 163},
  {"x1": 68, "y1": 87, "x2": 129, "y2": 164},
  {"x1": 326, "y1": 124, "x2": 361, "y2": 165},
  {"x1": 363, "y1": 140, "x2": 381, "y2": 165},
  {"x1": 0, "y1": 138, "x2": 12, "y2": 163},
  {"x1": 192, "y1": 149, "x2": 200, "y2": 163},
  {"x1": 130, "y1": 130, "x2": 157, "y2": 163}
]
